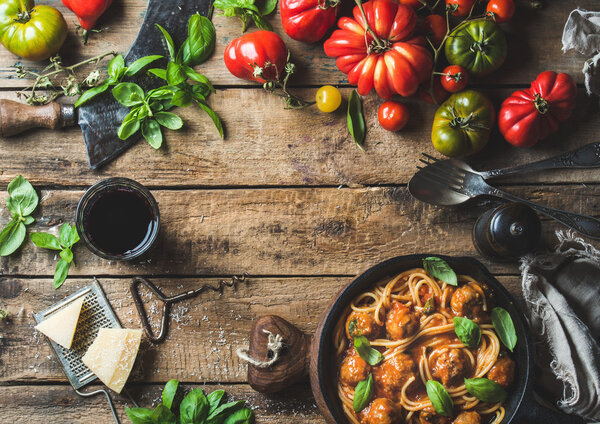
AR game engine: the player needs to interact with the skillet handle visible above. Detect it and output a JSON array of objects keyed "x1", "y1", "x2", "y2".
[{"x1": 518, "y1": 395, "x2": 587, "y2": 424}]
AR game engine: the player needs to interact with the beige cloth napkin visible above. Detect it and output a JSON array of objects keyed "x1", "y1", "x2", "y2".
[{"x1": 521, "y1": 231, "x2": 600, "y2": 423}]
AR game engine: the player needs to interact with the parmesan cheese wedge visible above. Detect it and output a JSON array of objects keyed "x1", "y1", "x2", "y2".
[
  {"x1": 82, "y1": 328, "x2": 142, "y2": 394},
  {"x1": 34, "y1": 297, "x2": 85, "y2": 349}
]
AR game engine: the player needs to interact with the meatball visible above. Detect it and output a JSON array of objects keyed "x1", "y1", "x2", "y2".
[
  {"x1": 453, "y1": 411, "x2": 481, "y2": 424},
  {"x1": 487, "y1": 356, "x2": 515, "y2": 389},
  {"x1": 346, "y1": 312, "x2": 383, "y2": 340},
  {"x1": 340, "y1": 354, "x2": 371, "y2": 387},
  {"x1": 373, "y1": 353, "x2": 418, "y2": 400},
  {"x1": 431, "y1": 348, "x2": 471, "y2": 386},
  {"x1": 451, "y1": 284, "x2": 485, "y2": 321},
  {"x1": 359, "y1": 398, "x2": 401, "y2": 424},
  {"x1": 386, "y1": 302, "x2": 420, "y2": 340},
  {"x1": 419, "y1": 407, "x2": 450, "y2": 424}
]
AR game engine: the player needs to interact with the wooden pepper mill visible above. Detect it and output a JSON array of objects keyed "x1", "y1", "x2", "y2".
[{"x1": 473, "y1": 202, "x2": 542, "y2": 260}]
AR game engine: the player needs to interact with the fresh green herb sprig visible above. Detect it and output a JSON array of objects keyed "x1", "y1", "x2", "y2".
[
  {"x1": 0, "y1": 176, "x2": 39, "y2": 257},
  {"x1": 423, "y1": 256, "x2": 458, "y2": 286},
  {"x1": 426, "y1": 379, "x2": 453, "y2": 417},
  {"x1": 491, "y1": 307, "x2": 517, "y2": 352},
  {"x1": 347, "y1": 90, "x2": 366, "y2": 151},
  {"x1": 30, "y1": 223, "x2": 80, "y2": 289},
  {"x1": 214, "y1": 0, "x2": 278, "y2": 32},
  {"x1": 126, "y1": 379, "x2": 254, "y2": 424}
]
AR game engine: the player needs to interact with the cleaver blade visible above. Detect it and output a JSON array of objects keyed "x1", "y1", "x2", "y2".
[{"x1": 78, "y1": 0, "x2": 213, "y2": 169}]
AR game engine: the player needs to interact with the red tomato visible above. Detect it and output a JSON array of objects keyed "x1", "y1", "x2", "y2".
[
  {"x1": 324, "y1": 0, "x2": 433, "y2": 99},
  {"x1": 280, "y1": 0, "x2": 338, "y2": 43},
  {"x1": 62, "y1": 0, "x2": 112, "y2": 30},
  {"x1": 498, "y1": 71, "x2": 577, "y2": 147},
  {"x1": 418, "y1": 77, "x2": 448, "y2": 104},
  {"x1": 224, "y1": 31, "x2": 288, "y2": 83},
  {"x1": 440, "y1": 65, "x2": 468, "y2": 93},
  {"x1": 378, "y1": 101, "x2": 410, "y2": 131},
  {"x1": 398, "y1": 0, "x2": 424, "y2": 7},
  {"x1": 486, "y1": 0, "x2": 515, "y2": 23},
  {"x1": 446, "y1": 0, "x2": 475, "y2": 17},
  {"x1": 419, "y1": 14, "x2": 447, "y2": 48}
]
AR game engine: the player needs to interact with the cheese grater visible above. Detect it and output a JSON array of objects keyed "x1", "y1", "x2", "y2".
[{"x1": 33, "y1": 279, "x2": 135, "y2": 423}]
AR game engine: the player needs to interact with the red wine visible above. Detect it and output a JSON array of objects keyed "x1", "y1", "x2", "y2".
[{"x1": 84, "y1": 189, "x2": 157, "y2": 256}]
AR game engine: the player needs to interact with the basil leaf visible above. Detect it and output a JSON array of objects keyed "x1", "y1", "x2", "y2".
[
  {"x1": 155, "y1": 112, "x2": 183, "y2": 130},
  {"x1": 162, "y1": 379, "x2": 179, "y2": 410},
  {"x1": 60, "y1": 248, "x2": 73, "y2": 263},
  {"x1": 464, "y1": 377, "x2": 507, "y2": 403},
  {"x1": 491, "y1": 307, "x2": 517, "y2": 352},
  {"x1": 208, "y1": 400, "x2": 245, "y2": 422},
  {"x1": 257, "y1": 0, "x2": 277, "y2": 15},
  {"x1": 347, "y1": 90, "x2": 365, "y2": 150},
  {"x1": 171, "y1": 90, "x2": 193, "y2": 107},
  {"x1": 250, "y1": 12, "x2": 273, "y2": 32},
  {"x1": 181, "y1": 14, "x2": 216, "y2": 67},
  {"x1": 107, "y1": 55, "x2": 125, "y2": 79},
  {"x1": 195, "y1": 99, "x2": 224, "y2": 139},
  {"x1": 125, "y1": 55, "x2": 164, "y2": 77},
  {"x1": 152, "y1": 404, "x2": 177, "y2": 424},
  {"x1": 142, "y1": 119, "x2": 163, "y2": 149},
  {"x1": 207, "y1": 389, "x2": 225, "y2": 413},
  {"x1": 353, "y1": 373, "x2": 374, "y2": 413},
  {"x1": 7, "y1": 175, "x2": 39, "y2": 217},
  {"x1": 353, "y1": 336, "x2": 383, "y2": 366},
  {"x1": 148, "y1": 68, "x2": 168, "y2": 81},
  {"x1": 155, "y1": 24, "x2": 176, "y2": 60},
  {"x1": 125, "y1": 407, "x2": 156, "y2": 424},
  {"x1": 426, "y1": 380, "x2": 453, "y2": 417},
  {"x1": 59, "y1": 223, "x2": 72, "y2": 248},
  {"x1": 180, "y1": 388, "x2": 209, "y2": 424},
  {"x1": 183, "y1": 66, "x2": 215, "y2": 92},
  {"x1": 453, "y1": 317, "x2": 481, "y2": 349},
  {"x1": 75, "y1": 81, "x2": 111, "y2": 107},
  {"x1": 423, "y1": 298, "x2": 435, "y2": 315},
  {"x1": 0, "y1": 219, "x2": 25, "y2": 256},
  {"x1": 54, "y1": 258, "x2": 70, "y2": 289},
  {"x1": 69, "y1": 225, "x2": 80, "y2": 246},
  {"x1": 167, "y1": 62, "x2": 187, "y2": 86},
  {"x1": 23, "y1": 216, "x2": 34, "y2": 225},
  {"x1": 118, "y1": 115, "x2": 141, "y2": 140},
  {"x1": 423, "y1": 257, "x2": 458, "y2": 286},
  {"x1": 30, "y1": 232, "x2": 61, "y2": 250},
  {"x1": 223, "y1": 408, "x2": 254, "y2": 424},
  {"x1": 112, "y1": 82, "x2": 145, "y2": 107}
]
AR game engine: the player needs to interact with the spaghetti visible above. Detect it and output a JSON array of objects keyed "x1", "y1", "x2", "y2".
[{"x1": 335, "y1": 268, "x2": 515, "y2": 424}]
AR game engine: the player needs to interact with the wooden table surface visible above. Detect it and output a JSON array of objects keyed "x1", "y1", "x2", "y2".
[{"x1": 1, "y1": 0, "x2": 599, "y2": 422}]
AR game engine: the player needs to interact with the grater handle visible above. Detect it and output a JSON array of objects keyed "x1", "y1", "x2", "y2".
[{"x1": 75, "y1": 388, "x2": 120, "y2": 423}]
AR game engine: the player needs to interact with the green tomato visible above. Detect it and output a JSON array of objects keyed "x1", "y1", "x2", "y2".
[
  {"x1": 0, "y1": 0, "x2": 68, "y2": 62},
  {"x1": 316, "y1": 85, "x2": 342, "y2": 113},
  {"x1": 444, "y1": 19, "x2": 507, "y2": 77},
  {"x1": 431, "y1": 90, "x2": 495, "y2": 157}
]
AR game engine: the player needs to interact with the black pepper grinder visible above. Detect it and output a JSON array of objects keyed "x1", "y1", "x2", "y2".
[{"x1": 473, "y1": 202, "x2": 542, "y2": 260}]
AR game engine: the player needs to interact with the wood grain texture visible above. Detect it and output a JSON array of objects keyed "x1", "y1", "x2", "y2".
[
  {"x1": 0, "y1": 383, "x2": 324, "y2": 423},
  {"x1": 0, "y1": 88, "x2": 597, "y2": 188},
  {"x1": 0, "y1": 276, "x2": 521, "y2": 384}
]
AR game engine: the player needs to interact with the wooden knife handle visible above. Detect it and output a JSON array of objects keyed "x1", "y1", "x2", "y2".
[{"x1": 0, "y1": 100, "x2": 76, "y2": 137}]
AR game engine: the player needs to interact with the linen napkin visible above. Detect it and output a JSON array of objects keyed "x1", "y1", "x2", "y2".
[
  {"x1": 562, "y1": 8, "x2": 600, "y2": 96},
  {"x1": 520, "y1": 231, "x2": 600, "y2": 423}
]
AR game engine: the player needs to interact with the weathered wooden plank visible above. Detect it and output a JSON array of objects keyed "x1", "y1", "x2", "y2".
[
  {"x1": 0, "y1": 275, "x2": 521, "y2": 383},
  {"x1": 0, "y1": 186, "x2": 597, "y2": 278},
  {"x1": 0, "y1": 383, "x2": 323, "y2": 423},
  {"x1": 0, "y1": 0, "x2": 594, "y2": 88},
  {"x1": 0, "y1": 88, "x2": 597, "y2": 187}
]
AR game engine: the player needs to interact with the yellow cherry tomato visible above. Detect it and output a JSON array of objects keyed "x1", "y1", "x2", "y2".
[{"x1": 315, "y1": 85, "x2": 342, "y2": 112}]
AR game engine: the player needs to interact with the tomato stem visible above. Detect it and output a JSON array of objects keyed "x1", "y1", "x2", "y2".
[
  {"x1": 354, "y1": 0, "x2": 384, "y2": 49},
  {"x1": 533, "y1": 93, "x2": 549, "y2": 114},
  {"x1": 258, "y1": 52, "x2": 316, "y2": 109}
]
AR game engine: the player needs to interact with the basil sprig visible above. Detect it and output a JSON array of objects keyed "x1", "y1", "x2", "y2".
[
  {"x1": 464, "y1": 377, "x2": 507, "y2": 403},
  {"x1": 423, "y1": 257, "x2": 458, "y2": 286},
  {"x1": 214, "y1": 0, "x2": 278, "y2": 32},
  {"x1": 453, "y1": 317, "x2": 481, "y2": 349},
  {"x1": 0, "y1": 175, "x2": 38, "y2": 256},
  {"x1": 354, "y1": 336, "x2": 384, "y2": 366},
  {"x1": 30, "y1": 223, "x2": 80, "y2": 289},
  {"x1": 426, "y1": 380, "x2": 453, "y2": 417},
  {"x1": 347, "y1": 90, "x2": 366, "y2": 151},
  {"x1": 353, "y1": 373, "x2": 374, "y2": 413},
  {"x1": 127, "y1": 379, "x2": 254, "y2": 424},
  {"x1": 491, "y1": 307, "x2": 517, "y2": 352}
]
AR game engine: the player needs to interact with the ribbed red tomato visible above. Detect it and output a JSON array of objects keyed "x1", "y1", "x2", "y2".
[
  {"x1": 498, "y1": 71, "x2": 577, "y2": 147},
  {"x1": 280, "y1": 0, "x2": 338, "y2": 43},
  {"x1": 62, "y1": 0, "x2": 112, "y2": 30},
  {"x1": 419, "y1": 14, "x2": 447, "y2": 47},
  {"x1": 398, "y1": 0, "x2": 424, "y2": 7},
  {"x1": 323, "y1": 0, "x2": 433, "y2": 99}
]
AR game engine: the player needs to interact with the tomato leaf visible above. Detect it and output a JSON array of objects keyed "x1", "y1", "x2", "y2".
[
  {"x1": 423, "y1": 256, "x2": 458, "y2": 286},
  {"x1": 426, "y1": 380, "x2": 453, "y2": 417},
  {"x1": 465, "y1": 377, "x2": 507, "y2": 403},
  {"x1": 491, "y1": 307, "x2": 517, "y2": 352},
  {"x1": 353, "y1": 336, "x2": 384, "y2": 366},
  {"x1": 353, "y1": 373, "x2": 374, "y2": 413},
  {"x1": 453, "y1": 317, "x2": 481, "y2": 349},
  {"x1": 347, "y1": 90, "x2": 365, "y2": 150}
]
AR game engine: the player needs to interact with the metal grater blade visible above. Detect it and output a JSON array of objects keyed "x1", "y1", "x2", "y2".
[{"x1": 33, "y1": 279, "x2": 122, "y2": 390}]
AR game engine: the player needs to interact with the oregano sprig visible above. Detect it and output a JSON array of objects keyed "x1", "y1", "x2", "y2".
[
  {"x1": 30, "y1": 223, "x2": 80, "y2": 289},
  {"x1": 0, "y1": 175, "x2": 39, "y2": 257}
]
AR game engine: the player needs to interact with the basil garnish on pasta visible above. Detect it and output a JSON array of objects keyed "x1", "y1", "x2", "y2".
[
  {"x1": 491, "y1": 307, "x2": 517, "y2": 352},
  {"x1": 353, "y1": 373, "x2": 374, "y2": 413},
  {"x1": 426, "y1": 380, "x2": 453, "y2": 417},
  {"x1": 353, "y1": 336, "x2": 384, "y2": 366},
  {"x1": 453, "y1": 317, "x2": 481, "y2": 349},
  {"x1": 422, "y1": 257, "x2": 458, "y2": 286},
  {"x1": 465, "y1": 378, "x2": 507, "y2": 403}
]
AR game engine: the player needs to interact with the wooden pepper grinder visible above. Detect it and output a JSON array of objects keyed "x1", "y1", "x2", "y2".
[{"x1": 473, "y1": 202, "x2": 541, "y2": 260}]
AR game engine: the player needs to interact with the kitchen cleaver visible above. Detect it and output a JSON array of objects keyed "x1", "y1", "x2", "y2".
[{"x1": 0, "y1": 0, "x2": 212, "y2": 169}]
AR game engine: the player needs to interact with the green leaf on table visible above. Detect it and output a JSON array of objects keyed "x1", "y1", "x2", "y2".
[
  {"x1": 125, "y1": 55, "x2": 164, "y2": 77},
  {"x1": 30, "y1": 232, "x2": 61, "y2": 250},
  {"x1": 155, "y1": 24, "x2": 176, "y2": 60},
  {"x1": 423, "y1": 256, "x2": 458, "y2": 286},
  {"x1": 491, "y1": 307, "x2": 517, "y2": 352},
  {"x1": 23, "y1": 216, "x2": 34, "y2": 225},
  {"x1": 155, "y1": 112, "x2": 183, "y2": 130},
  {"x1": 181, "y1": 13, "x2": 216, "y2": 67},
  {"x1": 207, "y1": 390, "x2": 226, "y2": 413},
  {"x1": 223, "y1": 408, "x2": 254, "y2": 424},
  {"x1": 353, "y1": 373, "x2": 374, "y2": 413},
  {"x1": 167, "y1": 62, "x2": 187, "y2": 86},
  {"x1": 183, "y1": 66, "x2": 214, "y2": 92},
  {"x1": 353, "y1": 336, "x2": 383, "y2": 366},
  {"x1": 112, "y1": 82, "x2": 145, "y2": 107},
  {"x1": 58, "y1": 223, "x2": 72, "y2": 248},
  {"x1": 142, "y1": 119, "x2": 163, "y2": 149},
  {"x1": 118, "y1": 114, "x2": 141, "y2": 140},
  {"x1": 60, "y1": 248, "x2": 73, "y2": 263},
  {"x1": 347, "y1": 90, "x2": 365, "y2": 151},
  {"x1": 426, "y1": 380, "x2": 453, "y2": 417},
  {"x1": 249, "y1": 11, "x2": 272, "y2": 31},
  {"x1": 125, "y1": 407, "x2": 155, "y2": 424},
  {"x1": 257, "y1": 0, "x2": 277, "y2": 15},
  {"x1": 0, "y1": 219, "x2": 25, "y2": 256},
  {"x1": 54, "y1": 258, "x2": 70, "y2": 289},
  {"x1": 162, "y1": 379, "x2": 179, "y2": 410},
  {"x1": 453, "y1": 317, "x2": 481, "y2": 349},
  {"x1": 107, "y1": 54, "x2": 125, "y2": 79},
  {"x1": 7, "y1": 175, "x2": 39, "y2": 217},
  {"x1": 148, "y1": 68, "x2": 168, "y2": 81},
  {"x1": 180, "y1": 388, "x2": 209, "y2": 424},
  {"x1": 465, "y1": 377, "x2": 507, "y2": 403},
  {"x1": 152, "y1": 404, "x2": 177, "y2": 423},
  {"x1": 171, "y1": 89, "x2": 193, "y2": 107},
  {"x1": 75, "y1": 80, "x2": 112, "y2": 107},
  {"x1": 195, "y1": 99, "x2": 224, "y2": 139}
]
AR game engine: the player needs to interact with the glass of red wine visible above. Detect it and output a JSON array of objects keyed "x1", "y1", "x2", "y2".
[{"x1": 76, "y1": 178, "x2": 160, "y2": 260}]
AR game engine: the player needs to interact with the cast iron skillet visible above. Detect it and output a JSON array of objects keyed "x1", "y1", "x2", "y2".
[{"x1": 309, "y1": 255, "x2": 585, "y2": 424}]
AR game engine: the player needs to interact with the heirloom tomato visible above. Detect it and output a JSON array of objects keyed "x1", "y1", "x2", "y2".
[
  {"x1": 224, "y1": 31, "x2": 288, "y2": 83},
  {"x1": 62, "y1": 0, "x2": 113, "y2": 31},
  {"x1": 280, "y1": 0, "x2": 338, "y2": 43},
  {"x1": 398, "y1": 0, "x2": 424, "y2": 7},
  {"x1": 315, "y1": 85, "x2": 342, "y2": 112},
  {"x1": 440, "y1": 65, "x2": 468, "y2": 93},
  {"x1": 445, "y1": 19, "x2": 507, "y2": 76},
  {"x1": 432, "y1": 90, "x2": 495, "y2": 157},
  {"x1": 446, "y1": 0, "x2": 475, "y2": 17},
  {"x1": 378, "y1": 101, "x2": 409, "y2": 131},
  {"x1": 498, "y1": 71, "x2": 577, "y2": 147},
  {"x1": 0, "y1": 0, "x2": 67, "y2": 61},
  {"x1": 419, "y1": 14, "x2": 447, "y2": 48},
  {"x1": 486, "y1": 0, "x2": 515, "y2": 23},
  {"x1": 324, "y1": 0, "x2": 433, "y2": 99}
]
